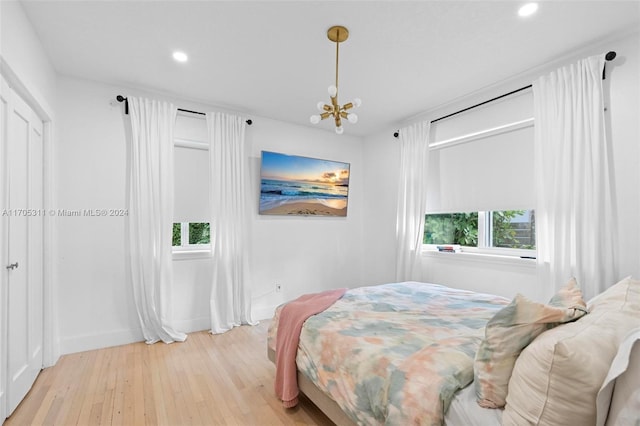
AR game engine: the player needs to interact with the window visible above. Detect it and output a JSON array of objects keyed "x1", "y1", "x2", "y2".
[
  {"x1": 490, "y1": 210, "x2": 535, "y2": 249},
  {"x1": 424, "y1": 209, "x2": 535, "y2": 253},
  {"x1": 173, "y1": 112, "x2": 211, "y2": 256},
  {"x1": 172, "y1": 222, "x2": 211, "y2": 248},
  {"x1": 424, "y1": 88, "x2": 536, "y2": 258}
]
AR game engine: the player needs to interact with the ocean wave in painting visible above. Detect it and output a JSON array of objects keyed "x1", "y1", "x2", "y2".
[{"x1": 260, "y1": 178, "x2": 348, "y2": 211}]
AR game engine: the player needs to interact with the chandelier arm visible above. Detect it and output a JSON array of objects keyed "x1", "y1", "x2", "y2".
[
  {"x1": 320, "y1": 112, "x2": 331, "y2": 120},
  {"x1": 343, "y1": 102, "x2": 353, "y2": 110}
]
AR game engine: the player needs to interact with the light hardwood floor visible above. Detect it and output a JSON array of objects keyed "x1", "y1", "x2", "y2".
[{"x1": 4, "y1": 321, "x2": 333, "y2": 426}]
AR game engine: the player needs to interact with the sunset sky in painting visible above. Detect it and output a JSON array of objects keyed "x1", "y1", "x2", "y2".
[{"x1": 260, "y1": 151, "x2": 350, "y2": 185}]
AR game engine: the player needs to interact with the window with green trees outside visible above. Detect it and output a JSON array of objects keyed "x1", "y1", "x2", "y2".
[
  {"x1": 424, "y1": 210, "x2": 535, "y2": 250},
  {"x1": 172, "y1": 222, "x2": 210, "y2": 247}
]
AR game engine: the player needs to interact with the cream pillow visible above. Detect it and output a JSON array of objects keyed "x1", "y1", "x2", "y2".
[
  {"x1": 503, "y1": 277, "x2": 640, "y2": 426},
  {"x1": 474, "y1": 278, "x2": 587, "y2": 408},
  {"x1": 589, "y1": 275, "x2": 640, "y2": 312}
]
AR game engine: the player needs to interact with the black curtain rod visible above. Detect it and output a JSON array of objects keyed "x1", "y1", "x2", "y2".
[
  {"x1": 116, "y1": 96, "x2": 253, "y2": 125},
  {"x1": 393, "y1": 51, "x2": 617, "y2": 138}
]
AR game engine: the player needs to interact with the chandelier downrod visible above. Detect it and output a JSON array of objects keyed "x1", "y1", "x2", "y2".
[{"x1": 334, "y1": 29, "x2": 340, "y2": 93}]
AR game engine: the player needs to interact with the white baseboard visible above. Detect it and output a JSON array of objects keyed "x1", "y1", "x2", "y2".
[
  {"x1": 60, "y1": 327, "x2": 143, "y2": 356},
  {"x1": 252, "y1": 304, "x2": 278, "y2": 321},
  {"x1": 59, "y1": 310, "x2": 276, "y2": 357},
  {"x1": 174, "y1": 316, "x2": 210, "y2": 334}
]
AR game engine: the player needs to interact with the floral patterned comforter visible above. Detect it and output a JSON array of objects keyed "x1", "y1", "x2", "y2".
[{"x1": 268, "y1": 282, "x2": 509, "y2": 426}]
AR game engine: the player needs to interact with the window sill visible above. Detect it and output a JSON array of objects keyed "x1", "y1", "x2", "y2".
[
  {"x1": 172, "y1": 249, "x2": 212, "y2": 261},
  {"x1": 421, "y1": 249, "x2": 537, "y2": 268}
]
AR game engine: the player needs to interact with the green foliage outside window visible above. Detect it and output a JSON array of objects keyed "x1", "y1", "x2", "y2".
[
  {"x1": 492, "y1": 210, "x2": 523, "y2": 248},
  {"x1": 172, "y1": 223, "x2": 181, "y2": 246},
  {"x1": 424, "y1": 212, "x2": 479, "y2": 246},
  {"x1": 189, "y1": 222, "x2": 210, "y2": 245},
  {"x1": 492, "y1": 210, "x2": 535, "y2": 249}
]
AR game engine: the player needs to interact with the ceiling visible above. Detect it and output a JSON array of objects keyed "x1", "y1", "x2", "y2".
[{"x1": 19, "y1": 1, "x2": 640, "y2": 137}]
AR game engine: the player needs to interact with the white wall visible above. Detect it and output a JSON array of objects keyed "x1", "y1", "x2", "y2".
[
  {"x1": 607, "y1": 31, "x2": 640, "y2": 281},
  {"x1": 248, "y1": 117, "x2": 365, "y2": 319},
  {"x1": 54, "y1": 75, "x2": 365, "y2": 354},
  {"x1": 55, "y1": 77, "x2": 136, "y2": 354},
  {"x1": 363, "y1": 29, "x2": 640, "y2": 302},
  {"x1": 361, "y1": 129, "x2": 399, "y2": 286}
]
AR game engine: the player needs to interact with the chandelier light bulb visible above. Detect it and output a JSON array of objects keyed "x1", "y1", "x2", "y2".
[
  {"x1": 310, "y1": 115, "x2": 321, "y2": 124},
  {"x1": 316, "y1": 101, "x2": 326, "y2": 112},
  {"x1": 335, "y1": 125, "x2": 344, "y2": 135},
  {"x1": 328, "y1": 85, "x2": 338, "y2": 97},
  {"x1": 347, "y1": 113, "x2": 358, "y2": 124},
  {"x1": 352, "y1": 98, "x2": 362, "y2": 108}
]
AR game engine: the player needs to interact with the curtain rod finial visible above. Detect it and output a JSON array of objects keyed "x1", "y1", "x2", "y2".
[
  {"x1": 605, "y1": 51, "x2": 616, "y2": 61},
  {"x1": 116, "y1": 95, "x2": 129, "y2": 114},
  {"x1": 393, "y1": 131, "x2": 399, "y2": 138}
]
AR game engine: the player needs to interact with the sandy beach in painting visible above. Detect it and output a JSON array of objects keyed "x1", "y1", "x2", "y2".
[{"x1": 260, "y1": 199, "x2": 347, "y2": 216}]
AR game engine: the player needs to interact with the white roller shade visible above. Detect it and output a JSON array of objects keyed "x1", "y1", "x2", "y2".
[
  {"x1": 426, "y1": 89, "x2": 534, "y2": 213},
  {"x1": 175, "y1": 112, "x2": 208, "y2": 141},
  {"x1": 174, "y1": 146, "x2": 210, "y2": 222},
  {"x1": 173, "y1": 113, "x2": 210, "y2": 222}
]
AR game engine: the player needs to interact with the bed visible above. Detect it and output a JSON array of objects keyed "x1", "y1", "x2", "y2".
[{"x1": 267, "y1": 279, "x2": 640, "y2": 426}]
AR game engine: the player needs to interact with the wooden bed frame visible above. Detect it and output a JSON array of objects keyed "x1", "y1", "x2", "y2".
[{"x1": 268, "y1": 347, "x2": 356, "y2": 426}]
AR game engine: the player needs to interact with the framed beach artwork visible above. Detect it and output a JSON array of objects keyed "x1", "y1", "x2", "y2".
[{"x1": 259, "y1": 151, "x2": 350, "y2": 216}]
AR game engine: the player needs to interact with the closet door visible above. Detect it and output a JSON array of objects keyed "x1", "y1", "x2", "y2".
[
  {"x1": 0, "y1": 72, "x2": 9, "y2": 423},
  {"x1": 2, "y1": 75, "x2": 44, "y2": 418}
]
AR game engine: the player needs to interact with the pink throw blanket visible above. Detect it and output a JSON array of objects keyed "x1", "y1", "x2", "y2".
[{"x1": 274, "y1": 288, "x2": 347, "y2": 408}]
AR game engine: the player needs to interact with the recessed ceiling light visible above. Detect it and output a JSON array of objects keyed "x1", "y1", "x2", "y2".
[
  {"x1": 518, "y1": 2, "x2": 538, "y2": 17},
  {"x1": 172, "y1": 51, "x2": 188, "y2": 63}
]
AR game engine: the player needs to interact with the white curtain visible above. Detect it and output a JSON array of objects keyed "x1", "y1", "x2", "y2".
[
  {"x1": 127, "y1": 96, "x2": 186, "y2": 344},
  {"x1": 533, "y1": 54, "x2": 617, "y2": 300},
  {"x1": 395, "y1": 121, "x2": 431, "y2": 281},
  {"x1": 206, "y1": 112, "x2": 256, "y2": 334}
]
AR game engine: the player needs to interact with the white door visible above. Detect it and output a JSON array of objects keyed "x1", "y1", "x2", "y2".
[
  {"x1": 1, "y1": 75, "x2": 44, "y2": 418},
  {"x1": 0, "y1": 71, "x2": 9, "y2": 423}
]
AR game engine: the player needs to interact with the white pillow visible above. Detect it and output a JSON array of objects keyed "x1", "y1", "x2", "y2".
[{"x1": 596, "y1": 328, "x2": 640, "y2": 426}]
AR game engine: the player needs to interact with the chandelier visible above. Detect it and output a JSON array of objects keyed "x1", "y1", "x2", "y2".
[{"x1": 310, "y1": 25, "x2": 361, "y2": 134}]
